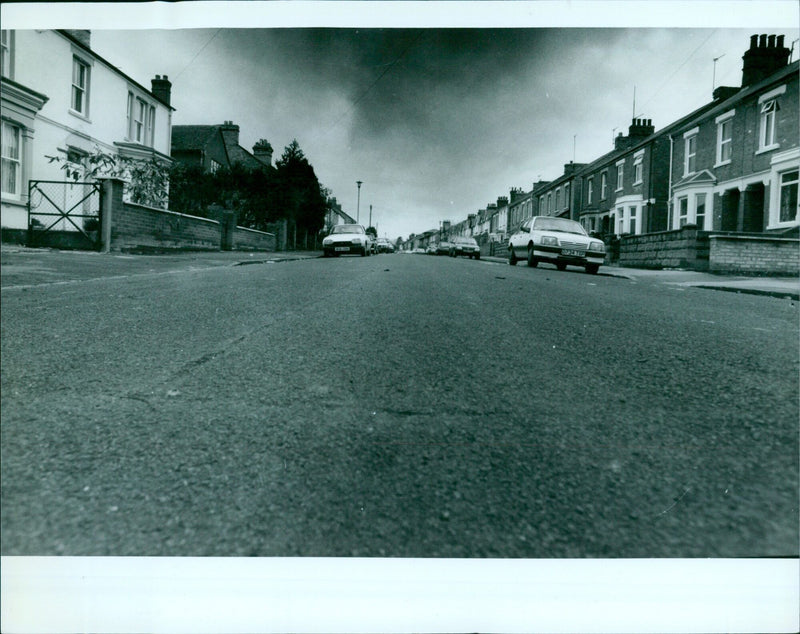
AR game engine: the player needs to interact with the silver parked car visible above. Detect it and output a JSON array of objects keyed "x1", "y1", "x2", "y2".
[
  {"x1": 322, "y1": 224, "x2": 372, "y2": 257},
  {"x1": 449, "y1": 236, "x2": 481, "y2": 259},
  {"x1": 507, "y1": 216, "x2": 605, "y2": 274}
]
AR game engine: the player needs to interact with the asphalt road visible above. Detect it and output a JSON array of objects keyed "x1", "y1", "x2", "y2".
[{"x1": 1, "y1": 253, "x2": 798, "y2": 557}]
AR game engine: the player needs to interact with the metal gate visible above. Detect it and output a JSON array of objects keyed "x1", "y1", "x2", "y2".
[{"x1": 27, "y1": 180, "x2": 103, "y2": 249}]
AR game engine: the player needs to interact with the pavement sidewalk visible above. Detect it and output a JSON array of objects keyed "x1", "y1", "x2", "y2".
[{"x1": 481, "y1": 255, "x2": 799, "y2": 300}]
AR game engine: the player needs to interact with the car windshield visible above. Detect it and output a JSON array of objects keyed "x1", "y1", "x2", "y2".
[
  {"x1": 331, "y1": 224, "x2": 364, "y2": 235},
  {"x1": 533, "y1": 217, "x2": 587, "y2": 235}
]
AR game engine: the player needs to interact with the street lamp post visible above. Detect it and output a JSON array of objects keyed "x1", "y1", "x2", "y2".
[{"x1": 356, "y1": 181, "x2": 363, "y2": 223}]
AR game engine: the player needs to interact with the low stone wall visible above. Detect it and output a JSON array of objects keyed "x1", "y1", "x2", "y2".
[
  {"x1": 619, "y1": 226, "x2": 709, "y2": 270},
  {"x1": 112, "y1": 202, "x2": 221, "y2": 252},
  {"x1": 232, "y1": 226, "x2": 276, "y2": 251},
  {"x1": 709, "y1": 234, "x2": 800, "y2": 276}
]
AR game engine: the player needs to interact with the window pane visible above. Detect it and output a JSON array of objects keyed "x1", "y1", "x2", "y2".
[
  {"x1": 695, "y1": 193, "x2": 706, "y2": 228},
  {"x1": 780, "y1": 171, "x2": 798, "y2": 223},
  {"x1": 1, "y1": 122, "x2": 20, "y2": 195}
]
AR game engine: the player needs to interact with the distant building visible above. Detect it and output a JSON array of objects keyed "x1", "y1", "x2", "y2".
[
  {"x1": 171, "y1": 121, "x2": 272, "y2": 173},
  {"x1": 323, "y1": 197, "x2": 356, "y2": 234}
]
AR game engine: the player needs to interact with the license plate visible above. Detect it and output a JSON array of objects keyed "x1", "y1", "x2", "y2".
[
  {"x1": 335, "y1": 246, "x2": 349, "y2": 252},
  {"x1": 562, "y1": 249, "x2": 585, "y2": 257}
]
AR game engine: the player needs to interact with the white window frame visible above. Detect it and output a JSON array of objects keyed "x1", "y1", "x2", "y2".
[
  {"x1": 757, "y1": 85, "x2": 785, "y2": 154},
  {"x1": 127, "y1": 90, "x2": 157, "y2": 147},
  {"x1": 600, "y1": 171, "x2": 608, "y2": 199},
  {"x1": 694, "y1": 192, "x2": 708, "y2": 230},
  {"x1": 766, "y1": 148, "x2": 800, "y2": 229},
  {"x1": 715, "y1": 110, "x2": 734, "y2": 166},
  {"x1": 677, "y1": 196, "x2": 689, "y2": 227},
  {"x1": 70, "y1": 55, "x2": 91, "y2": 117},
  {"x1": 633, "y1": 150, "x2": 644, "y2": 185},
  {"x1": 617, "y1": 207, "x2": 625, "y2": 234},
  {"x1": 555, "y1": 187, "x2": 561, "y2": 209},
  {"x1": 1, "y1": 29, "x2": 14, "y2": 79},
  {"x1": 683, "y1": 127, "x2": 698, "y2": 176},
  {"x1": 587, "y1": 177, "x2": 594, "y2": 204},
  {"x1": 1, "y1": 120, "x2": 22, "y2": 199},
  {"x1": 616, "y1": 159, "x2": 625, "y2": 191},
  {"x1": 778, "y1": 170, "x2": 798, "y2": 224}
]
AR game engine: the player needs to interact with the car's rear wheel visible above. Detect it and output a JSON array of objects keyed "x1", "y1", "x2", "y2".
[
  {"x1": 556, "y1": 262, "x2": 567, "y2": 271},
  {"x1": 527, "y1": 245, "x2": 537, "y2": 267},
  {"x1": 508, "y1": 247, "x2": 517, "y2": 266},
  {"x1": 585, "y1": 263, "x2": 599, "y2": 275}
]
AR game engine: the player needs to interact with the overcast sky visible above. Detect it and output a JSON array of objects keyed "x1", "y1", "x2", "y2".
[{"x1": 6, "y1": 2, "x2": 799, "y2": 240}]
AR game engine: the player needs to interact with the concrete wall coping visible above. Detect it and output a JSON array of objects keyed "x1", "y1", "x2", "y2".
[
  {"x1": 124, "y1": 202, "x2": 220, "y2": 226},
  {"x1": 709, "y1": 234, "x2": 800, "y2": 243},
  {"x1": 235, "y1": 225, "x2": 275, "y2": 237}
]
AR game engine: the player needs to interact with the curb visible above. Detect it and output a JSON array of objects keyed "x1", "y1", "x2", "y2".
[{"x1": 692, "y1": 285, "x2": 798, "y2": 301}]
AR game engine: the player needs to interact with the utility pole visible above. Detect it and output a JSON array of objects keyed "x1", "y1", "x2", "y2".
[{"x1": 356, "y1": 180, "x2": 363, "y2": 223}]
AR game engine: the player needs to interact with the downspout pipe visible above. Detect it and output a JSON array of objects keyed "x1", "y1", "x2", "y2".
[{"x1": 668, "y1": 134, "x2": 674, "y2": 230}]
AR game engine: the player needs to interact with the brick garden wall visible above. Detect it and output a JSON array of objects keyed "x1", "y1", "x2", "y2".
[
  {"x1": 232, "y1": 226, "x2": 276, "y2": 251},
  {"x1": 709, "y1": 235, "x2": 800, "y2": 275},
  {"x1": 112, "y1": 202, "x2": 221, "y2": 252},
  {"x1": 619, "y1": 225, "x2": 709, "y2": 270}
]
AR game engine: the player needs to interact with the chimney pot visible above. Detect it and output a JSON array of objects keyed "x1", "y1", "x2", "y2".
[
  {"x1": 759, "y1": 34, "x2": 767, "y2": 47},
  {"x1": 768, "y1": 35, "x2": 776, "y2": 47},
  {"x1": 750, "y1": 34, "x2": 758, "y2": 48},
  {"x1": 777, "y1": 35, "x2": 785, "y2": 48}
]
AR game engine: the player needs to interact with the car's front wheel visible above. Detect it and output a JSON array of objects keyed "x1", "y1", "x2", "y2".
[
  {"x1": 508, "y1": 247, "x2": 517, "y2": 266},
  {"x1": 527, "y1": 245, "x2": 538, "y2": 267},
  {"x1": 585, "y1": 263, "x2": 599, "y2": 275},
  {"x1": 556, "y1": 262, "x2": 567, "y2": 271},
  {"x1": 474, "y1": 253, "x2": 480, "y2": 260},
  {"x1": 361, "y1": 246, "x2": 368, "y2": 257}
]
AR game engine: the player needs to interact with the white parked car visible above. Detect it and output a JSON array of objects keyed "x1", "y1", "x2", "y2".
[
  {"x1": 322, "y1": 224, "x2": 372, "y2": 257},
  {"x1": 508, "y1": 216, "x2": 605, "y2": 274}
]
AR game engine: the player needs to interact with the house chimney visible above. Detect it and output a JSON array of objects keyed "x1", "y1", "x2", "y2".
[
  {"x1": 713, "y1": 86, "x2": 739, "y2": 102},
  {"x1": 628, "y1": 118, "x2": 655, "y2": 139},
  {"x1": 496, "y1": 196, "x2": 509, "y2": 208},
  {"x1": 742, "y1": 33, "x2": 791, "y2": 86},
  {"x1": 510, "y1": 188, "x2": 525, "y2": 204},
  {"x1": 151, "y1": 75, "x2": 172, "y2": 107},
  {"x1": 219, "y1": 121, "x2": 240, "y2": 149},
  {"x1": 614, "y1": 132, "x2": 629, "y2": 150},
  {"x1": 64, "y1": 30, "x2": 91, "y2": 49},
  {"x1": 253, "y1": 139, "x2": 273, "y2": 166}
]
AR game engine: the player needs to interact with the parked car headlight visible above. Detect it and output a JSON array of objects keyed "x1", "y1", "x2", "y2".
[
  {"x1": 323, "y1": 237, "x2": 332, "y2": 246},
  {"x1": 589, "y1": 241, "x2": 605, "y2": 252},
  {"x1": 351, "y1": 238, "x2": 362, "y2": 244},
  {"x1": 540, "y1": 236, "x2": 558, "y2": 246}
]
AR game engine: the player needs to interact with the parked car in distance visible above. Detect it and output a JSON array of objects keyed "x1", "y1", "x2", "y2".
[
  {"x1": 436, "y1": 240, "x2": 452, "y2": 255},
  {"x1": 426, "y1": 245, "x2": 437, "y2": 255},
  {"x1": 375, "y1": 238, "x2": 395, "y2": 253},
  {"x1": 449, "y1": 236, "x2": 481, "y2": 259},
  {"x1": 507, "y1": 216, "x2": 605, "y2": 274},
  {"x1": 322, "y1": 224, "x2": 372, "y2": 257}
]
